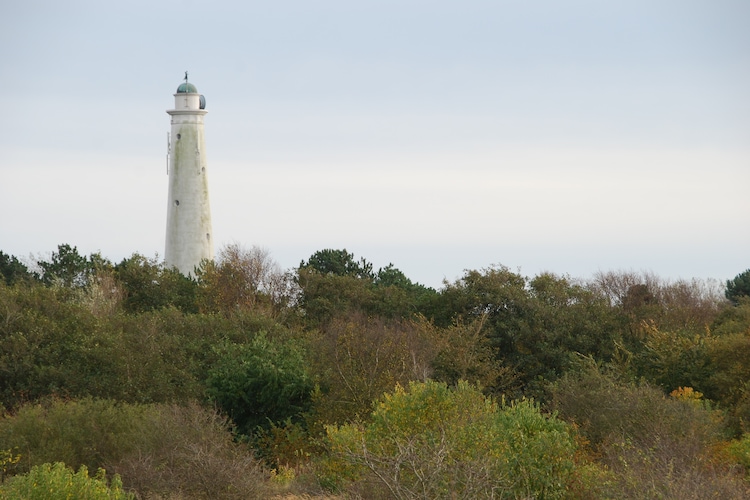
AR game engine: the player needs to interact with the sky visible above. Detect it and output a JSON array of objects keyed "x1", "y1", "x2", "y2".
[{"x1": 1, "y1": 0, "x2": 748, "y2": 289}]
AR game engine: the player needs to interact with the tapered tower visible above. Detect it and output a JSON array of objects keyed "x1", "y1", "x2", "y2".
[{"x1": 165, "y1": 73, "x2": 213, "y2": 275}]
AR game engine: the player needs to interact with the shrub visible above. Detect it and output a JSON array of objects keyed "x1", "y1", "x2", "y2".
[
  {"x1": 549, "y1": 364, "x2": 721, "y2": 449},
  {"x1": 0, "y1": 462, "x2": 132, "y2": 500},
  {"x1": 727, "y1": 433, "x2": 750, "y2": 476},
  {"x1": 206, "y1": 332, "x2": 313, "y2": 436},
  {"x1": 109, "y1": 402, "x2": 270, "y2": 500},
  {"x1": 549, "y1": 366, "x2": 749, "y2": 498},
  {"x1": 325, "y1": 380, "x2": 576, "y2": 499},
  {"x1": 0, "y1": 399, "x2": 271, "y2": 499},
  {"x1": 0, "y1": 398, "x2": 146, "y2": 475}
]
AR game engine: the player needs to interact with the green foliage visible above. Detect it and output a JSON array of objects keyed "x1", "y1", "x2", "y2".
[
  {"x1": 297, "y1": 249, "x2": 437, "y2": 324},
  {"x1": 625, "y1": 313, "x2": 750, "y2": 434},
  {"x1": 1, "y1": 448, "x2": 21, "y2": 482},
  {"x1": 549, "y1": 365, "x2": 748, "y2": 498},
  {"x1": 0, "y1": 251, "x2": 35, "y2": 285},
  {"x1": 0, "y1": 399, "x2": 270, "y2": 499},
  {"x1": 549, "y1": 364, "x2": 721, "y2": 448},
  {"x1": 633, "y1": 322, "x2": 713, "y2": 395},
  {"x1": 705, "y1": 330, "x2": 750, "y2": 432},
  {"x1": 0, "y1": 283, "x2": 107, "y2": 407},
  {"x1": 726, "y1": 269, "x2": 750, "y2": 305},
  {"x1": 727, "y1": 433, "x2": 750, "y2": 475},
  {"x1": 109, "y1": 402, "x2": 270, "y2": 500},
  {"x1": 436, "y1": 267, "x2": 621, "y2": 396},
  {"x1": 307, "y1": 313, "x2": 438, "y2": 426},
  {"x1": 373, "y1": 264, "x2": 438, "y2": 317},
  {"x1": 114, "y1": 253, "x2": 197, "y2": 313},
  {"x1": 711, "y1": 297, "x2": 750, "y2": 336},
  {"x1": 206, "y1": 332, "x2": 313, "y2": 435},
  {"x1": 0, "y1": 284, "x2": 213, "y2": 408},
  {"x1": 427, "y1": 315, "x2": 518, "y2": 394},
  {"x1": 1, "y1": 243, "x2": 748, "y2": 497},
  {"x1": 589, "y1": 271, "x2": 725, "y2": 347},
  {"x1": 296, "y1": 269, "x2": 374, "y2": 323},
  {"x1": 0, "y1": 398, "x2": 148, "y2": 475},
  {"x1": 701, "y1": 300, "x2": 750, "y2": 432},
  {"x1": 0, "y1": 462, "x2": 133, "y2": 500},
  {"x1": 301, "y1": 248, "x2": 374, "y2": 279},
  {"x1": 325, "y1": 380, "x2": 576, "y2": 499},
  {"x1": 196, "y1": 243, "x2": 295, "y2": 317},
  {"x1": 37, "y1": 244, "x2": 104, "y2": 289}
]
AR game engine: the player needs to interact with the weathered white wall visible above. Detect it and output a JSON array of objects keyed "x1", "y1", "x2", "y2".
[
  {"x1": 174, "y1": 93, "x2": 201, "y2": 110},
  {"x1": 165, "y1": 95, "x2": 213, "y2": 275}
]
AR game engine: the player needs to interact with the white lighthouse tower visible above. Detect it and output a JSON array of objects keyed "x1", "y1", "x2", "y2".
[{"x1": 165, "y1": 73, "x2": 213, "y2": 275}]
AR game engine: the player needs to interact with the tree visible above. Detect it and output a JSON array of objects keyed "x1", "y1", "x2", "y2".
[
  {"x1": 0, "y1": 251, "x2": 35, "y2": 285},
  {"x1": 726, "y1": 269, "x2": 750, "y2": 305},
  {"x1": 297, "y1": 249, "x2": 435, "y2": 324},
  {"x1": 38, "y1": 244, "x2": 100, "y2": 288},
  {"x1": 631, "y1": 322, "x2": 713, "y2": 396},
  {"x1": 428, "y1": 315, "x2": 518, "y2": 394},
  {"x1": 196, "y1": 244, "x2": 295, "y2": 315},
  {"x1": 114, "y1": 254, "x2": 197, "y2": 313},
  {"x1": 300, "y1": 249, "x2": 374, "y2": 280},
  {"x1": 307, "y1": 313, "x2": 438, "y2": 426},
  {"x1": 435, "y1": 267, "x2": 620, "y2": 396},
  {"x1": 373, "y1": 264, "x2": 438, "y2": 318},
  {"x1": 705, "y1": 330, "x2": 750, "y2": 432}
]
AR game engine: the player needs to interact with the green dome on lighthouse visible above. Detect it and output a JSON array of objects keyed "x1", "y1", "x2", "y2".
[{"x1": 177, "y1": 82, "x2": 198, "y2": 93}]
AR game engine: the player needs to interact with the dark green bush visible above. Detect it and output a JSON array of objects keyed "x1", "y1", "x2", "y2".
[{"x1": 206, "y1": 332, "x2": 313, "y2": 436}]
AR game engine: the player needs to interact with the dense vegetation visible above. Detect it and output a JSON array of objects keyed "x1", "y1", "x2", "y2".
[{"x1": 0, "y1": 244, "x2": 749, "y2": 498}]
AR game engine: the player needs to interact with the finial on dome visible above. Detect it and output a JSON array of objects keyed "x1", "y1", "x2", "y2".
[{"x1": 177, "y1": 71, "x2": 198, "y2": 93}]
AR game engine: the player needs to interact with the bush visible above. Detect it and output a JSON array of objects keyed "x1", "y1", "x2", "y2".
[
  {"x1": 206, "y1": 332, "x2": 313, "y2": 436},
  {"x1": 325, "y1": 380, "x2": 576, "y2": 499},
  {"x1": 0, "y1": 462, "x2": 132, "y2": 500},
  {"x1": 109, "y1": 402, "x2": 270, "y2": 500},
  {"x1": 549, "y1": 364, "x2": 722, "y2": 449},
  {"x1": 728, "y1": 433, "x2": 750, "y2": 476},
  {"x1": 0, "y1": 398, "x2": 146, "y2": 475},
  {"x1": 549, "y1": 366, "x2": 749, "y2": 498},
  {"x1": 0, "y1": 399, "x2": 271, "y2": 499}
]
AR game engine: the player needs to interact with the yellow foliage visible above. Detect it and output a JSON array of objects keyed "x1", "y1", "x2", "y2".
[
  {"x1": 670, "y1": 386, "x2": 704, "y2": 405},
  {"x1": 269, "y1": 464, "x2": 296, "y2": 487},
  {"x1": 1, "y1": 448, "x2": 21, "y2": 479}
]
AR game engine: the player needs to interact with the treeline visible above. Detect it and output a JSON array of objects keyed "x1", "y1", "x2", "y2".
[{"x1": 0, "y1": 244, "x2": 749, "y2": 499}]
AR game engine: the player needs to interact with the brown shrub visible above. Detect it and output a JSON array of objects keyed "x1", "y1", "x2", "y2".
[
  {"x1": 107, "y1": 402, "x2": 269, "y2": 500},
  {"x1": 549, "y1": 366, "x2": 750, "y2": 498}
]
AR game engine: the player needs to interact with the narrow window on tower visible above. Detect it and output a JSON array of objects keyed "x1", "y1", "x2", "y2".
[{"x1": 174, "y1": 200, "x2": 180, "y2": 206}]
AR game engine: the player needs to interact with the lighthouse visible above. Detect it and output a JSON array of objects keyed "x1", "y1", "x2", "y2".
[{"x1": 165, "y1": 73, "x2": 213, "y2": 275}]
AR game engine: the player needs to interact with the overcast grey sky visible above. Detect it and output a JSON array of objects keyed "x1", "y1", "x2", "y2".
[{"x1": 1, "y1": 0, "x2": 748, "y2": 288}]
